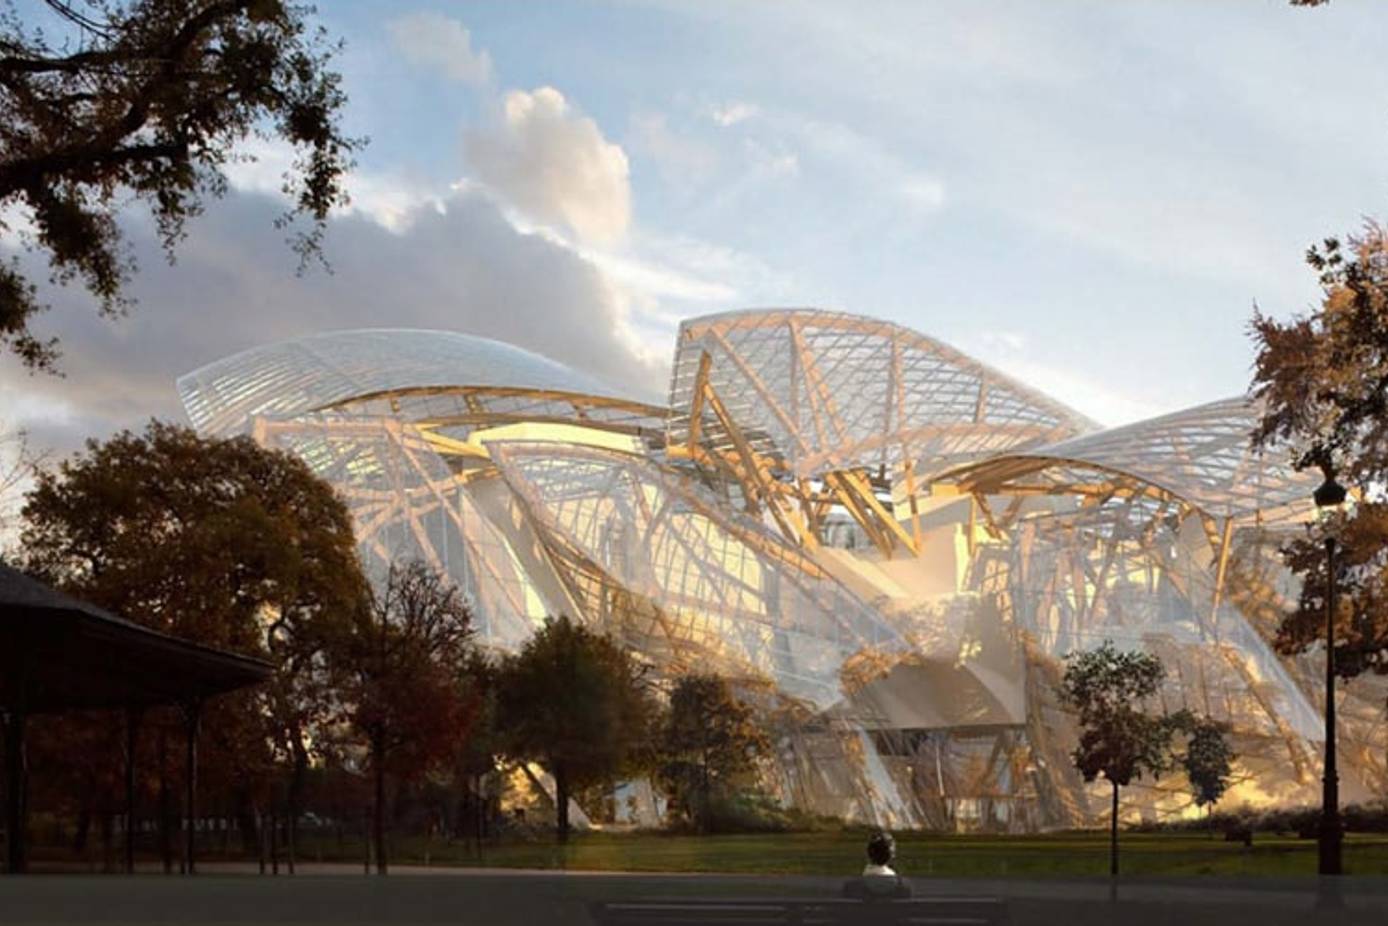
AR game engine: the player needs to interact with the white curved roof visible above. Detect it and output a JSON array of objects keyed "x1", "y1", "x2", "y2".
[
  {"x1": 668, "y1": 308, "x2": 1095, "y2": 478},
  {"x1": 945, "y1": 396, "x2": 1317, "y2": 520},
  {"x1": 178, "y1": 328, "x2": 630, "y2": 435}
]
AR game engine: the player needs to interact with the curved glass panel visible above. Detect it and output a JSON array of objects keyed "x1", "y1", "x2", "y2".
[
  {"x1": 178, "y1": 328, "x2": 631, "y2": 436},
  {"x1": 669, "y1": 309, "x2": 1095, "y2": 479}
]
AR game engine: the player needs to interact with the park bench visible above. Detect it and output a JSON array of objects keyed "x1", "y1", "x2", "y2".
[{"x1": 588, "y1": 894, "x2": 1009, "y2": 925}]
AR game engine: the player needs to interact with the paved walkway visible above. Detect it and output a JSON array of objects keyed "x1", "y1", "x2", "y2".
[{"x1": 2, "y1": 866, "x2": 1387, "y2": 925}]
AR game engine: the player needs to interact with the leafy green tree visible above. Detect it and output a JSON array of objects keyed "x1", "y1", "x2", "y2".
[
  {"x1": 657, "y1": 673, "x2": 768, "y2": 833},
  {"x1": 0, "y1": 0, "x2": 360, "y2": 369},
  {"x1": 20, "y1": 420, "x2": 369, "y2": 859},
  {"x1": 1177, "y1": 716, "x2": 1234, "y2": 814},
  {"x1": 449, "y1": 649, "x2": 501, "y2": 853},
  {"x1": 1250, "y1": 225, "x2": 1388, "y2": 676},
  {"x1": 333, "y1": 559, "x2": 475, "y2": 875},
  {"x1": 1063, "y1": 644, "x2": 1236, "y2": 869},
  {"x1": 1061, "y1": 642, "x2": 1177, "y2": 876},
  {"x1": 497, "y1": 615, "x2": 657, "y2": 843}
]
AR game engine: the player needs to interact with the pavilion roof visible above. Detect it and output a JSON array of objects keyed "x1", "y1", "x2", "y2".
[{"x1": 0, "y1": 563, "x2": 273, "y2": 714}]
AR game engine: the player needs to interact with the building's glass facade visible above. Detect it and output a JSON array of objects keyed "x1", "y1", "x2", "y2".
[{"x1": 179, "y1": 313, "x2": 1387, "y2": 830}]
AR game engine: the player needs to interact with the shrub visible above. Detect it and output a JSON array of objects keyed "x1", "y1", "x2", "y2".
[{"x1": 663, "y1": 791, "x2": 837, "y2": 834}]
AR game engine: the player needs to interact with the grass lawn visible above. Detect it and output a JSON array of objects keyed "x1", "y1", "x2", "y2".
[{"x1": 294, "y1": 829, "x2": 1388, "y2": 878}]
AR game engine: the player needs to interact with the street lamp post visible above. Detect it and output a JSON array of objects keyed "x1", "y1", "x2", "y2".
[{"x1": 1314, "y1": 472, "x2": 1347, "y2": 877}]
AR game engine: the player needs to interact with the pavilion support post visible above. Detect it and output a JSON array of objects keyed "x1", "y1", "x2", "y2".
[
  {"x1": 182, "y1": 699, "x2": 203, "y2": 876},
  {"x1": 123, "y1": 707, "x2": 143, "y2": 875},
  {"x1": 3, "y1": 706, "x2": 27, "y2": 874},
  {"x1": 158, "y1": 724, "x2": 172, "y2": 874}
]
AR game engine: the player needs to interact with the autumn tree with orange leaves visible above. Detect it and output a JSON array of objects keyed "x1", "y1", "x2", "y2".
[{"x1": 1250, "y1": 225, "x2": 1388, "y2": 677}]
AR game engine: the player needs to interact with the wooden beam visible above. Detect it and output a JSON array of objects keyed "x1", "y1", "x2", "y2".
[
  {"x1": 825, "y1": 472, "x2": 893, "y2": 558},
  {"x1": 701, "y1": 382, "x2": 817, "y2": 549},
  {"x1": 839, "y1": 469, "x2": 918, "y2": 556},
  {"x1": 1210, "y1": 516, "x2": 1234, "y2": 620},
  {"x1": 687, "y1": 350, "x2": 711, "y2": 457},
  {"x1": 901, "y1": 460, "x2": 923, "y2": 546}
]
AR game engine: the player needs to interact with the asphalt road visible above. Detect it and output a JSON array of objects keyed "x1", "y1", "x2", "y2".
[{"x1": 2, "y1": 866, "x2": 1388, "y2": 925}]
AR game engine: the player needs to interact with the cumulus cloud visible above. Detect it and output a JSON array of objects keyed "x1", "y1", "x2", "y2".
[
  {"x1": 387, "y1": 11, "x2": 493, "y2": 85},
  {"x1": 0, "y1": 188, "x2": 667, "y2": 459},
  {"x1": 223, "y1": 136, "x2": 451, "y2": 232},
  {"x1": 465, "y1": 87, "x2": 632, "y2": 245}
]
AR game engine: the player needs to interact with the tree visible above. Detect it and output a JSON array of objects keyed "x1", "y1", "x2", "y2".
[
  {"x1": 656, "y1": 673, "x2": 768, "y2": 834},
  {"x1": 1177, "y1": 716, "x2": 1234, "y2": 815},
  {"x1": 0, "y1": 0, "x2": 360, "y2": 370},
  {"x1": 1060, "y1": 642, "x2": 1177, "y2": 877},
  {"x1": 0, "y1": 423, "x2": 43, "y2": 549},
  {"x1": 497, "y1": 615, "x2": 657, "y2": 843},
  {"x1": 1250, "y1": 224, "x2": 1388, "y2": 676},
  {"x1": 448, "y1": 649, "x2": 501, "y2": 855},
  {"x1": 334, "y1": 559, "x2": 475, "y2": 874},
  {"x1": 20, "y1": 419, "x2": 368, "y2": 860}
]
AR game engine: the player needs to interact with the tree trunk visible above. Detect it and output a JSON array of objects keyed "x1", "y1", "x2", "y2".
[
  {"x1": 372, "y1": 738, "x2": 387, "y2": 875},
  {"x1": 700, "y1": 759, "x2": 712, "y2": 835},
  {"x1": 473, "y1": 773, "x2": 483, "y2": 858},
  {"x1": 1109, "y1": 780, "x2": 1119, "y2": 878},
  {"x1": 235, "y1": 789, "x2": 259, "y2": 856},
  {"x1": 554, "y1": 765, "x2": 570, "y2": 844},
  {"x1": 73, "y1": 806, "x2": 91, "y2": 854},
  {"x1": 100, "y1": 812, "x2": 114, "y2": 873}
]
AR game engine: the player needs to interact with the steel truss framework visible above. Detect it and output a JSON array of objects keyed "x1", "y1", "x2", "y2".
[
  {"x1": 488, "y1": 441, "x2": 908, "y2": 709},
  {"x1": 180, "y1": 315, "x2": 1387, "y2": 832},
  {"x1": 940, "y1": 398, "x2": 1387, "y2": 816},
  {"x1": 666, "y1": 310, "x2": 1095, "y2": 559}
]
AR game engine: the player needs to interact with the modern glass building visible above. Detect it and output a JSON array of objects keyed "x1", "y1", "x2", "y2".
[{"x1": 178, "y1": 310, "x2": 1388, "y2": 831}]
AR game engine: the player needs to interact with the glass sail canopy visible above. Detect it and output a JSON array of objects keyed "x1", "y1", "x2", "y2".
[{"x1": 180, "y1": 313, "x2": 1386, "y2": 831}]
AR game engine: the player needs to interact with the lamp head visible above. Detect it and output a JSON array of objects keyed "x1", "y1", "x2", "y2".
[{"x1": 1314, "y1": 473, "x2": 1348, "y2": 510}]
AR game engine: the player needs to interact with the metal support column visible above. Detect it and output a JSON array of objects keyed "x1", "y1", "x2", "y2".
[
  {"x1": 3, "y1": 707, "x2": 27, "y2": 874},
  {"x1": 1319, "y1": 536, "x2": 1343, "y2": 876},
  {"x1": 124, "y1": 707, "x2": 143, "y2": 874},
  {"x1": 182, "y1": 699, "x2": 203, "y2": 875}
]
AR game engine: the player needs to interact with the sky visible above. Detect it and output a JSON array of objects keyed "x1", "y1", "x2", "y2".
[{"x1": 3, "y1": 0, "x2": 1388, "y2": 465}]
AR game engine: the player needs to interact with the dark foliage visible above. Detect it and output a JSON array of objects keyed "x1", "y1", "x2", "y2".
[
  {"x1": 496, "y1": 615, "x2": 658, "y2": 843},
  {"x1": 656, "y1": 673, "x2": 769, "y2": 833},
  {"x1": 1250, "y1": 226, "x2": 1388, "y2": 676},
  {"x1": 1061, "y1": 642, "x2": 1233, "y2": 874},
  {"x1": 333, "y1": 558, "x2": 478, "y2": 874},
  {"x1": 19, "y1": 419, "x2": 370, "y2": 864},
  {"x1": 0, "y1": 1, "x2": 360, "y2": 368}
]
